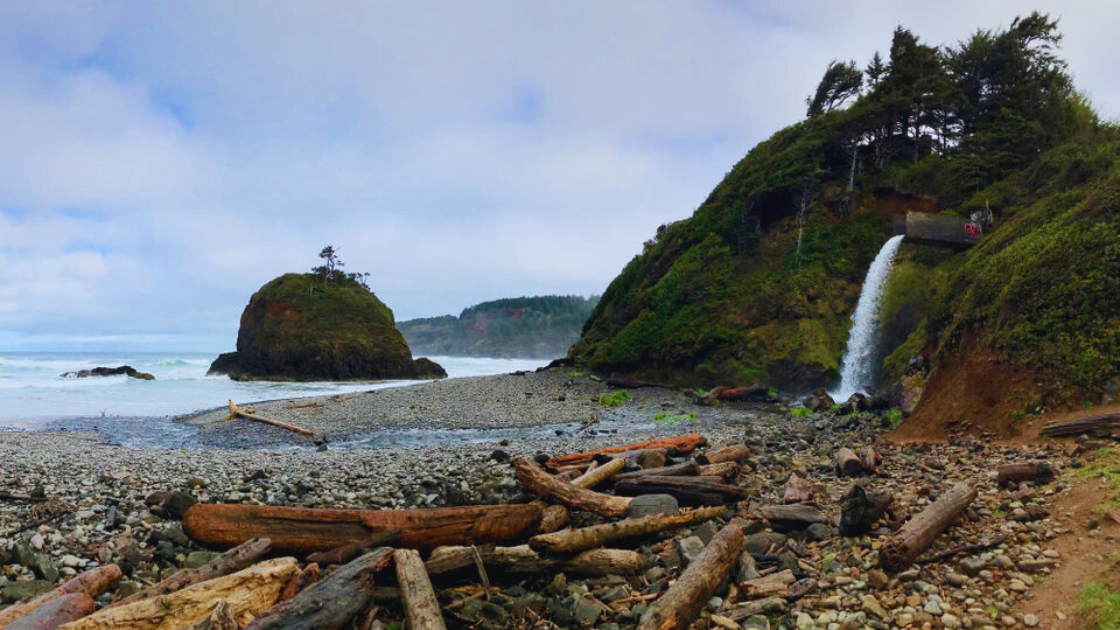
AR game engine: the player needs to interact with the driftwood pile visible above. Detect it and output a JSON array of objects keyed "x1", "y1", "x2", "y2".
[{"x1": 0, "y1": 434, "x2": 1008, "y2": 630}]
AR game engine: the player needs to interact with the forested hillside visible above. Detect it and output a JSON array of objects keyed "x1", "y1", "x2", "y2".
[
  {"x1": 399, "y1": 295, "x2": 599, "y2": 359},
  {"x1": 572, "y1": 13, "x2": 1120, "y2": 417}
]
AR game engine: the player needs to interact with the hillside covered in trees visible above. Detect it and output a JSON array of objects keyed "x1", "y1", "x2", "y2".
[
  {"x1": 399, "y1": 295, "x2": 599, "y2": 359},
  {"x1": 572, "y1": 13, "x2": 1120, "y2": 422}
]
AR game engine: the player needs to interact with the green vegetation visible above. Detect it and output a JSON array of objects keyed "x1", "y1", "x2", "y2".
[
  {"x1": 1076, "y1": 448, "x2": 1120, "y2": 511},
  {"x1": 790, "y1": 406, "x2": 812, "y2": 418},
  {"x1": 598, "y1": 391, "x2": 632, "y2": 408},
  {"x1": 886, "y1": 407, "x2": 904, "y2": 427},
  {"x1": 399, "y1": 295, "x2": 598, "y2": 359},
  {"x1": 1081, "y1": 582, "x2": 1120, "y2": 630},
  {"x1": 573, "y1": 13, "x2": 1119, "y2": 399},
  {"x1": 653, "y1": 411, "x2": 699, "y2": 427}
]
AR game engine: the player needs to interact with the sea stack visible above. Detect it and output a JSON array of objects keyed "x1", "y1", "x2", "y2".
[{"x1": 208, "y1": 273, "x2": 446, "y2": 381}]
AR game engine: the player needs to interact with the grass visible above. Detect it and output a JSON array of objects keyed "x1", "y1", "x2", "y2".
[
  {"x1": 1075, "y1": 447, "x2": 1120, "y2": 511},
  {"x1": 598, "y1": 391, "x2": 631, "y2": 408},
  {"x1": 1081, "y1": 582, "x2": 1120, "y2": 630},
  {"x1": 566, "y1": 371, "x2": 584, "y2": 377},
  {"x1": 653, "y1": 411, "x2": 699, "y2": 427},
  {"x1": 790, "y1": 406, "x2": 812, "y2": 418},
  {"x1": 886, "y1": 407, "x2": 904, "y2": 427}
]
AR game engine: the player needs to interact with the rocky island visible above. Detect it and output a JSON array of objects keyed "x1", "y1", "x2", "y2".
[{"x1": 209, "y1": 253, "x2": 445, "y2": 381}]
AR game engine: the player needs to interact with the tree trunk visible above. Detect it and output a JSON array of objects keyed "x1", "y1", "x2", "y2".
[
  {"x1": 696, "y1": 444, "x2": 751, "y2": 465},
  {"x1": 614, "y1": 477, "x2": 750, "y2": 506},
  {"x1": 605, "y1": 378, "x2": 663, "y2": 389},
  {"x1": 305, "y1": 531, "x2": 400, "y2": 565},
  {"x1": 698, "y1": 462, "x2": 740, "y2": 479},
  {"x1": 592, "y1": 448, "x2": 668, "y2": 470},
  {"x1": 836, "y1": 447, "x2": 863, "y2": 477},
  {"x1": 740, "y1": 569, "x2": 796, "y2": 598},
  {"x1": 880, "y1": 482, "x2": 977, "y2": 573},
  {"x1": 183, "y1": 601, "x2": 237, "y2": 630},
  {"x1": 0, "y1": 565, "x2": 120, "y2": 628},
  {"x1": 1040, "y1": 414, "x2": 1120, "y2": 437},
  {"x1": 614, "y1": 461, "x2": 700, "y2": 481},
  {"x1": 182, "y1": 503, "x2": 540, "y2": 553},
  {"x1": 996, "y1": 462, "x2": 1055, "y2": 486},
  {"x1": 546, "y1": 435, "x2": 705, "y2": 468},
  {"x1": 277, "y1": 563, "x2": 321, "y2": 603},
  {"x1": 530, "y1": 457, "x2": 626, "y2": 534},
  {"x1": 426, "y1": 545, "x2": 641, "y2": 577},
  {"x1": 755, "y1": 504, "x2": 828, "y2": 530},
  {"x1": 394, "y1": 549, "x2": 447, "y2": 630},
  {"x1": 112, "y1": 539, "x2": 271, "y2": 608},
  {"x1": 243, "y1": 550, "x2": 392, "y2": 630},
  {"x1": 60, "y1": 557, "x2": 299, "y2": 630},
  {"x1": 637, "y1": 523, "x2": 745, "y2": 630},
  {"x1": 5, "y1": 593, "x2": 94, "y2": 630},
  {"x1": 782, "y1": 473, "x2": 812, "y2": 504},
  {"x1": 227, "y1": 401, "x2": 314, "y2": 437},
  {"x1": 529, "y1": 506, "x2": 727, "y2": 554},
  {"x1": 514, "y1": 457, "x2": 631, "y2": 518}
]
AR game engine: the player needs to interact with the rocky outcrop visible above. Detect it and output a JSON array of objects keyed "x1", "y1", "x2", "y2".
[
  {"x1": 208, "y1": 273, "x2": 445, "y2": 381},
  {"x1": 61, "y1": 366, "x2": 155, "y2": 380}
]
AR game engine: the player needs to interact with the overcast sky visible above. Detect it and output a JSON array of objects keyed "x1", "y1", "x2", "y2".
[{"x1": 1, "y1": 1, "x2": 1116, "y2": 352}]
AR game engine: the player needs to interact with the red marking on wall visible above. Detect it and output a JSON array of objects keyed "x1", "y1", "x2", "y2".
[{"x1": 964, "y1": 223, "x2": 982, "y2": 239}]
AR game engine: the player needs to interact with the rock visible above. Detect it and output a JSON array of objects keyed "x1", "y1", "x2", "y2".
[
  {"x1": 744, "y1": 532, "x2": 787, "y2": 555},
  {"x1": 861, "y1": 594, "x2": 890, "y2": 622},
  {"x1": 30, "y1": 532, "x2": 44, "y2": 550},
  {"x1": 941, "y1": 613, "x2": 962, "y2": 629},
  {"x1": 61, "y1": 365, "x2": 155, "y2": 380},
  {"x1": 694, "y1": 520, "x2": 720, "y2": 545},
  {"x1": 959, "y1": 556, "x2": 986, "y2": 576},
  {"x1": 676, "y1": 536, "x2": 706, "y2": 567},
  {"x1": 162, "y1": 491, "x2": 197, "y2": 520},
  {"x1": 208, "y1": 272, "x2": 446, "y2": 381},
  {"x1": 2, "y1": 580, "x2": 53, "y2": 604},
  {"x1": 626, "y1": 494, "x2": 679, "y2": 518},
  {"x1": 806, "y1": 522, "x2": 830, "y2": 542},
  {"x1": 803, "y1": 388, "x2": 835, "y2": 412},
  {"x1": 1023, "y1": 613, "x2": 1039, "y2": 627},
  {"x1": 184, "y1": 551, "x2": 220, "y2": 569},
  {"x1": 867, "y1": 569, "x2": 889, "y2": 590},
  {"x1": 489, "y1": 449, "x2": 511, "y2": 464}
]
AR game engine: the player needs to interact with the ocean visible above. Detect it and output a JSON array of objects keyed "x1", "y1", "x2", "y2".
[{"x1": 0, "y1": 353, "x2": 546, "y2": 426}]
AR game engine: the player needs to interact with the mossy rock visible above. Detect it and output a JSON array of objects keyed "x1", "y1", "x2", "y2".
[{"x1": 209, "y1": 273, "x2": 445, "y2": 381}]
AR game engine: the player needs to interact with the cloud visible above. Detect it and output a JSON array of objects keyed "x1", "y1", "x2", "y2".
[{"x1": 0, "y1": 1, "x2": 1117, "y2": 350}]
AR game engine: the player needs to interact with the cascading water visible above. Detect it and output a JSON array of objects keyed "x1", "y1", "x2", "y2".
[{"x1": 834, "y1": 235, "x2": 905, "y2": 400}]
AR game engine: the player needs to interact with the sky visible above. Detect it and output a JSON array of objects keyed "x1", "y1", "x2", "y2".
[{"x1": 1, "y1": 1, "x2": 1117, "y2": 352}]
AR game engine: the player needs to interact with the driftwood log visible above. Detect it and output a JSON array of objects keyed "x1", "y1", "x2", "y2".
[
  {"x1": 0, "y1": 565, "x2": 121, "y2": 627},
  {"x1": 532, "y1": 457, "x2": 626, "y2": 534},
  {"x1": 699, "y1": 462, "x2": 740, "y2": 479},
  {"x1": 515, "y1": 457, "x2": 631, "y2": 517},
  {"x1": 182, "y1": 503, "x2": 541, "y2": 553},
  {"x1": 60, "y1": 557, "x2": 299, "y2": 630},
  {"x1": 112, "y1": 539, "x2": 272, "y2": 607},
  {"x1": 755, "y1": 504, "x2": 828, "y2": 530},
  {"x1": 1040, "y1": 413, "x2": 1120, "y2": 437},
  {"x1": 782, "y1": 473, "x2": 812, "y2": 504},
  {"x1": 530, "y1": 506, "x2": 727, "y2": 554},
  {"x1": 426, "y1": 545, "x2": 641, "y2": 576},
  {"x1": 614, "y1": 477, "x2": 750, "y2": 506},
  {"x1": 836, "y1": 447, "x2": 863, "y2": 477},
  {"x1": 226, "y1": 401, "x2": 314, "y2": 437},
  {"x1": 696, "y1": 444, "x2": 751, "y2": 465},
  {"x1": 996, "y1": 462, "x2": 1055, "y2": 486},
  {"x1": 880, "y1": 482, "x2": 977, "y2": 572},
  {"x1": 637, "y1": 522, "x2": 745, "y2": 630},
  {"x1": 741, "y1": 569, "x2": 796, "y2": 597},
  {"x1": 305, "y1": 531, "x2": 400, "y2": 565},
  {"x1": 183, "y1": 601, "x2": 237, "y2": 630},
  {"x1": 5, "y1": 593, "x2": 95, "y2": 630},
  {"x1": 592, "y1": 448, "x2": 668, "y2": 470},
  {"x1": 614, "y1": 461, "x2": 700, "y2": 481},
  {"x1": 546, "y1": 434, "x2": 705, "y2": 468},
  {"x1": 605, "y1": 378, "x2": 663, "y2": 389},
  {"x1": 394, "y1": 549, "x2": 447, "y2": 630},
  {"x1": 244, "y1": 549, "x2": 393, "y2": 630}
]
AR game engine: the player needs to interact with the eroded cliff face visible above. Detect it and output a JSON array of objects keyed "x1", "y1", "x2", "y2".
[{"x1": 209, "y1": 273, "x2": 445, "y2": 382}]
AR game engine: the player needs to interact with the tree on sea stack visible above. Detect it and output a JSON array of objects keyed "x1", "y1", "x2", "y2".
[{"x1": 208, "y1": 248, "x2": 445, "y2": 381}]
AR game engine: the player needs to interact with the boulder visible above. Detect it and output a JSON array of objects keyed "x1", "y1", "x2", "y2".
[
  {"x1": 208, "y1": 273, "x2": 446, "y2": 381},
  {"x1": 61, "y1": 366, "x2": 154, "y2": 380},
  {"x1": 803, "y1": 388, "x2": 835, "y2": 412}
]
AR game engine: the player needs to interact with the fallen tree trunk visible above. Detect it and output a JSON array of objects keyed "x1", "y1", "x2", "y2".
[
  {"x1": 226, "y1": 401, "x2": 314, "y2": 437},
  {"x1": 0, "y1": 564, "x2": 121, "y2": 627},
  {"x1": 614, "y1": 477, "x2": 750, "y2": 506},
  {"x1": 394, "y1": 549, "x2": 447, "y2": 630},
  {"x1": 782, "y1": 473, "x2": 812, "y2": 504},
  {"x1": 182, "y1": 503, "x2": 541, "y2": 553},
  {"x1": 530, "y1": 458, "x2": 627, "y2": 534},
  {"x1": 880, "y1": 482, "x2": 977, "y2": 573},
  {"x1": 592, "y1": 448, "x2": 668, "y2": 470},
  {"x1": 277, "y1": 563, "x2": 321, "y2": 603},
  {"x1": 60, "y1": 557, "x2": 299, "y2": 630},
  {"x1": 606, "y1": 378, "x2": 663, "y2": 389},
  {"x1": 515, "y1": 457, "x2": 631, "y2": 518},
  {"x1": 836, "y1": 447, "x2": 863, "y2": 477},
  {"x1": 183, "y1": 601, "x2": 237, "y2": 630},
  {"x1": 741, "y1": 569, "x2": 796, "y2": 598},
  {"x1": 755, "y1": 504, "x2": 828, "y2": 530},
  {"x1": 709, "y1": 386, "x2": 770, "y2": 402},
  {"x1": 1040, "y1": 413, "x2": 1120, "y2": 438},
  {"x1": 698, "y1": 462, "x2": 740, "y2": 479},
  {"x1": 637, "y1": 522, "x2": 745, "y2": 630},
  {"x1": 6, "y1": 593, "x2": 94, "y2": 630},
  {"x1": 426, "y1": 545, "x2": 641, "y2": 576},
  {"x1": 530, "y1": 506, "x2": 727, "y2": 554},
  {"x1": 614, "y1": 461, "x2": 700, "y2": 481},
  {"x1": 244, "y1": 549, "x2": 393, "y2": 630},
  {"x1": 996, "y1": 462, "x2": 1055, "y2": 486},
  {"x1": 696, "y1": 444, "x2": 751, "y2": 465},
  {"x1": 112, "y1": 539, "x2": 271, "y2": 608},
  {"x1": 546, "y1": 434, "x2": 705, "y2": 469},
  {"x1": 305, "y1": 531, "x2": 400, "y2": 565}
]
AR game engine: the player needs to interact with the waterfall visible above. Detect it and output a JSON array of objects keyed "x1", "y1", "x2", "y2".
[{"x1": 834, "y1": 235, "x2": 905, "y2": 400}]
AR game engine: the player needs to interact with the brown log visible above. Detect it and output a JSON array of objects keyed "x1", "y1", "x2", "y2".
[
  {"x1": 637, "y1": 522, "x2": 745, "y2": 630},
  {"x1": 755, "y1": 504, "x2": 828, "y2": 530},
  {"x1": 573, "y1": 457, "x2": 627, "y2": 487},
  {"x1": 546, "y1": 434, "x2": 705, "y2": 468},
  {"x1": 606, "y1": 378, "x2": 663, "y2": 389},
  {"x1": 880, "y1": 482, "x2": 978, "y2": 573},
  {"x1": 515, "y1": 457, "x2": 631, "y2": 518},
  {"x1": 305, "y1": 530, "x2": 400, "y2": 565},
  {"x1": 277, "y1": 563, "x2": 321, "y2": 602},
  {"x1": 857, "y1": 446, "x2": 880, "y2": 473},
  {"x1": 5, "y1": 593, "x2": 95, "y2": 630},
  {"x1": 710, "y1": 386, "x2": 770, "y2": 402},
  {"x1": 1040, "y1": 413, "x2": 1120, "y2": 437},
  {"x1": 227, "y1": 401, "x2": 314, "y2": 436},
  {"x1": 740, "y1": 569, "x2": 795, "y2": 598},
  {"x1": 782, "y1": 473, "x2": 812, "y2": 504},
  {"x1": 426, "y1": 544, "x2": 641, "y2": 576},
  {"x1": 615, "y1": 461, "x2": 701, "y2": 481},
  {"x1": 696, "y1": 444, "x2": 751, "y2": 465},
  {"x1": 836, "y1": 447, "x2": 863, "y2": 477},
  {"x1": 917, "y1": 533, "x2": 1009, "y2": 564},
  {"x1": 698, "y1": 462, "x2": 740, "y2": 479},
  {"x1": 394, "y1": 549, "x2": 446, "y2": 630},
  {"x1": 60, "y1": 557, "x2": 299, "y2": 630},
  {"x1": 0, "y1": 565, "x2": 121, "y2": 627},
  {"x1": 597, "y1": 448, "x2": 667, "y2": 470},
  {"x1": 111, "y1": 538, "x2": 272, "y2": 608},
  {"x1": 536, "y1": 504, "x2": 571, "y2": 534},
  {"x1": 722, "y1": 597, "x2": 785, "y2": 622},
  {"x1": 614, "y1": 477, "x2": 751, "y2": 506},
  {"x1": 530, "y1": 506, "x2": 727, "y2": 554},
  {"x1": 243, "y1": 549, "x2": 393, "y2": 630},
  {"x1": 530, "y1": 457, "x2": 628, "y2": 534},
  {"x1": 182, "y1": 503, "x2": 540, "y2": 554},
  {"x1": 996, "y1": 462, "x2": 1055, "y2": 486},
  {"x1": 183, "y1": 601, "x2": 237, "y2": 630}
]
